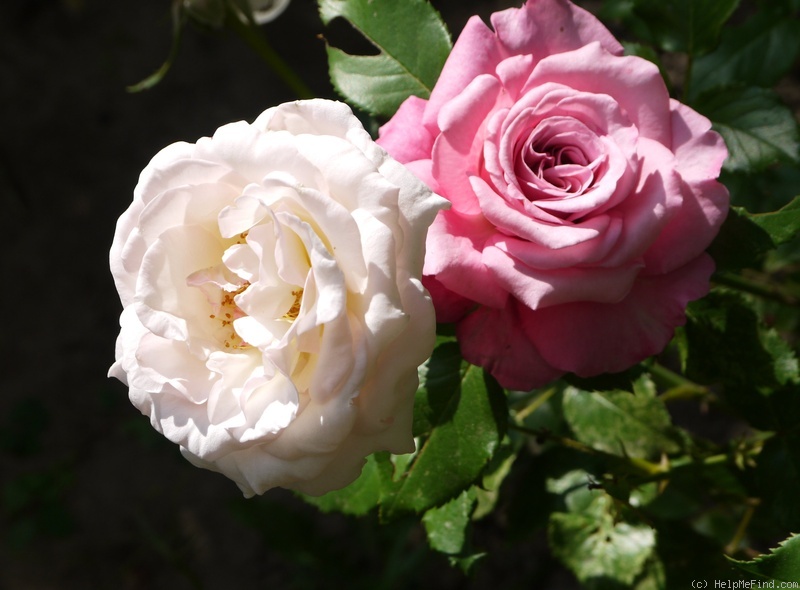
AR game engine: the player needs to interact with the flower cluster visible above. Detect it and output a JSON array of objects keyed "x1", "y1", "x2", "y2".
[{"x1": 110, "y1": 0, "x2": 728, "y2": 494}]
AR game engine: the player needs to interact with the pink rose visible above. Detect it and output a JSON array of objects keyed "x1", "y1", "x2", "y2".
[{"x1": 378, "y1": 0, "x2": 729, "y2": 390}]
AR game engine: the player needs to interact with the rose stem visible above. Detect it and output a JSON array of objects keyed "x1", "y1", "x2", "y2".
[{"x1": 225, "y1": 8, "x2": 315, "y2": 100}]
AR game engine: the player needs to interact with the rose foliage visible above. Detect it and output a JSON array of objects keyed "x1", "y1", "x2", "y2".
[{"x1": 112, "y1": 0, "x2": 800, "y2": 587}]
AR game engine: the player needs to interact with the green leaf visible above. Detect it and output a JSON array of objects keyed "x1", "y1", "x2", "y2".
[
  {"x1": 547, "y1": 471, "x2": 656, "y2": 585},
  {"x1": 691, "y1": 13, "x2": 800, "y2": 98},
  {"x1": 562, "y1": 376, "x2": 682, "y2": 460},
  {"x1": 721, "y1": 163, "x2": 800, "y2": 215},
  {"x1": 628, "y1": 0, "x2": 740, "y2": 55},
  {"x1": 728, "y1": 533, "x2": 800, "y2": 582},
  {"x1": 382, "y1": 348, "x2": 507, "y2": 519},
  {"x1": 696, "y1": 86, "x2": 800, "y2": 172},
  {"x1": 629, "y1": 557, "x2": 667, "y2": 590},
  {"x1": 681, "y1": 291, "x2": 799, "y2": 399},
  {"x1": 300, "y1": 452, "x2": 396, "y2": 516},
  {"x1": 422, "y1": 488, "x2": 477, "y2": 555},
  {"x1": 318, "y1": 0, "x2": 451, "y2": 117},
  {"x1": 761, "y1": 328, "x2": 800, "y2": 386},
  {"x1": 750, "y1": 196, "x2": 800, "y2": 246},
  {"x1": 707, "y1": 206, "x2": 776, "y2": 271},
  {"x1": 412, "y1": 341, "x2": 463, "y2": 438},
  {"x1": 473, "y1": 437, "x2": 518, "y2": 520}
]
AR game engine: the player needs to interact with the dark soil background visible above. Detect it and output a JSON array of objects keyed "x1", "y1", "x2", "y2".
[{"x1": 0, "y1": 0, "x2": 588, "y2": 588}]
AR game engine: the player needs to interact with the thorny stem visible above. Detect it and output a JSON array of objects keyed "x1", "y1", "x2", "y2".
[
  {"x1": 509, "y1": 423, "x2": 664, "y2": 476},
  {"x1": 509, "y1": 423, "x2": 769, "y2": 485},
  {"x1": 512, "y1": 386, "x2": 558, "y2": 420},
  {"x1": 648, "y1": 362, "x2": 713, "y2": 402}
]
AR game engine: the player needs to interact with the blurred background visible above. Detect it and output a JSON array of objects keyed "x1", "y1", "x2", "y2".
[{"x1": 1, "y1": 0, "x2": 593, "y2": 587}]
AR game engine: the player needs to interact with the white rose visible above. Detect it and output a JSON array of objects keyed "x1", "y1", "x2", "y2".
[{"x1": 109, "y1": 99, "x2": 447, "y2": 496}]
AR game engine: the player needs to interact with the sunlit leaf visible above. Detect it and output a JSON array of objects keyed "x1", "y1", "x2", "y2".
[
  {"x1": 422, "y1": 488, "x2": 476, "y2": 555},
  {"x1": 562, "y1": 376, "x2": 683, "y2": 460},
  {"x1": 318, "y1": 0, "x2": 451, "y2": 117},
  {"x1": 382, "y1": 345, "x2": 507, "y2": 519}
]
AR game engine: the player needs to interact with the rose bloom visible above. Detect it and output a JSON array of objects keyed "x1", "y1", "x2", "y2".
[
  {"x1": 109, "y1": 100, "x2": 446, "y2": 496},
  {"x1": 378, "y1": 0, "x2": 729, "y2": 390},
  {"x1": 249, "y1": 0, "x2": 291, "y2": 24}
]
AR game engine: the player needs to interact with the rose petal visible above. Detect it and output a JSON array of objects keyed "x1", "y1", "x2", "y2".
[
  {"x1": 530, "y1": 254, "x2": 714, "y2": 376},
  {"x1": 484, "y1": 241, "x2": 643, "y2": 309},
  {"x1": 457, "y1": 302, "x2": 563, "y2": 390},
  {"x1": 525, "y1": 42, "x2": 672, "y2": 146},
  {"x1": 377, "y1": 96, "x2": 434, "y2": 163}
]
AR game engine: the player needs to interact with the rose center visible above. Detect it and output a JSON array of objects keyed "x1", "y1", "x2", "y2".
[
  {"x1": 511, "y1": 117, "x2": 606, "y2": 206},
  {"x1": 282, "y1": 289, "x2": 303, "y2": 321},
  {"x1": 209, "y1": 282, "x2": 252, "y2": 350}
]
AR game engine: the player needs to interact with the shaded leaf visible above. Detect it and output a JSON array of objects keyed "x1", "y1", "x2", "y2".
[
  {"x1": 655, "y1": 520, "x2": 744, "y2": 585},
  {"x1": 707, "y1": 206, "x2": 776, "y2": 271},
  {"x1": 728, "y1": 533, "x2": 800, "y2": 582},
  {"x1": 318, "y1": 0, "x2": 451, "y2": 117},
  {"x1": 682, "y1": 291, "x2": 796, "y2": 394},
  {"x1": 562, "y1": 376, "x2": 682, "y2": 460},
  {"x1": 629, "y1": 556, "x2": 667, "y2": 590},
  {"x1": 381, "y1": 348, "x2": 507, "y2": 519},
  {"x1": 691, "y1": 12, "x2": 800, "y2": 98},
  {"x1": 696, "y1": 86, "x2": 800, "y2": 172},
  {"x1": 627, "y1": 0, "x2": 740, "y2": 55}
]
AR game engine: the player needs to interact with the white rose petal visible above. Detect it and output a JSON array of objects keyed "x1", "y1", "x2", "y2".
[{"x1": 109, "y1": 99, "x2": 447, "y2": 496}]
